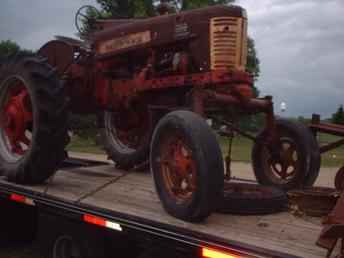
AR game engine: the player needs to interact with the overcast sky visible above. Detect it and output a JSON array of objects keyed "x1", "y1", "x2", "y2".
[{"x1": 1, "y1": 0, "x2": 343, "y2": 118}]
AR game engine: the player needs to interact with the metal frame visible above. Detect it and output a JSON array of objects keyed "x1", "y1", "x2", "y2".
[{"x1": 309, "y1": 114, "x2": 344, "y2": 154}]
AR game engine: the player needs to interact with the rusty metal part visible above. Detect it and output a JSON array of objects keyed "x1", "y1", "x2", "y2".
[
  {"x1": 0, "y1": 79, "x2": 32, "y2": 156},
  {"x1": 310, "y1": 114, "x2": 344, "y2": 154},
  {"x1": 94, "y1": 5, "x2": 246, "y2": 69},
  {"x1": 207, "y1": 92, "x2": 272, "y2": 112},
  {"x1": 224, "y1": 132, "x2": 234, "y2": 180},
  {"x1": 263, "y1": 138, "x2": 299, "y2": 182},
  {"x1": 160, "y1": 132, "x2": 196, "y2": 202},
  {"x1": 38, "y1": 40, "x2": 75, "y2": 76},
  {"x1": 288, "y1": 187, "x2": 340, "y2": 217},
  {"x1": 335, "y1": 167, "x2": 344, "y2": 191},
  {"x1": 106, "y1": 70, "x2": 253, "y2": 100},
  {"x1": 210, "y1": 16, "x2": 247, "y2": 71},
  {"x1": 310, "y1": 121, "x2": 344, "y2": 137},
  {"x1": 317, "y1": 193, "x2": 344, "y2": 258},
  {"x1": 211, "y1": 116, "x2": 256, "y2": 141}
]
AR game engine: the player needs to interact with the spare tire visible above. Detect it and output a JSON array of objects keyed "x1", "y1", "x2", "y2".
[{"x1": 217, "y1": 182, "x2": 287, "y2": 215}]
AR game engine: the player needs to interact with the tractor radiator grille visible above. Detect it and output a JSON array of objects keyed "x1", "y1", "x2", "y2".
[{"x1": 210, "y1": 17, "x2": 247, "y2": 71}]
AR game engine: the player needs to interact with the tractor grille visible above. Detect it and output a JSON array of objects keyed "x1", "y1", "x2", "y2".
[{"x1": 210, "y1": 17, "x2": 247, "y2": 71}]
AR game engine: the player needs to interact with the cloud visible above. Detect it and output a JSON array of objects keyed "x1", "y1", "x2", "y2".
[
  {"x1": 0, "y1": 0, "x2": 98, "y2": 50},
  {"x1": 238, "y1": 0, "x2": 344, "y2": 117}
]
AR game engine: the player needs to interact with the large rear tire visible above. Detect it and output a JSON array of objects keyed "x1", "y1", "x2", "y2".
[
  {"x1": 0, "y1": 54, "x2": 69, "y2": 184},
  {"x1": 150, "y1": 110, "x2": 224, "y2": 222},
  {"x1": 252, "y1": 119, "x2": 320, "y2": 190}
]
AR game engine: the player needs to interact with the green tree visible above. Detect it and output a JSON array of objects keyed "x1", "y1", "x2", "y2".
[
  {"x1": 0, "y1": 40, "x2": 20, "y2": 60},
  {"x1": 96, "y1": 0, "x2": 235, "y2": 17},
  {"x1": 0, "y1": 40, "x2": 34, "y2": 64},
  {"x1": 332, "y1": 105, "x2": 344, "y2": 125}
]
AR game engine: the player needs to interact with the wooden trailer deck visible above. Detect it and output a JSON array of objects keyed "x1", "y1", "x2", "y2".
[{"x1": 0, "y1": 156, "x2": 331, "y2": 258}]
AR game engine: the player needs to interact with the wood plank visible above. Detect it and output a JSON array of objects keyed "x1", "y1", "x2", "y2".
[
  {"x1": 44, "y1": 167, "x2": 123, "y2": 202},
  {"x1": 81, "y1": 171, "x2": 328, "y2": 258}
]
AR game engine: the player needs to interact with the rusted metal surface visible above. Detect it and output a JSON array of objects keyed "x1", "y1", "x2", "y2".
[
  {"x1": 0, "y1": 78, "x2": 32, "y2": 156},
  {"x1": 38, "y1": 40, "x2": 75, "y2": 76},
  {"x1": 335, "y1": 167, "x2": 344, "y2": 191},
  {"x1": 317, "y1": 193, "x2": 344, "y2": 257},
  {"x1": 310, "y1": 122, "x2": 344, "y2": 137},
  {"x1": 93, "y1": 5, "x2": 246, "y2": 69},
  {"x1": 263, "y1": 137, "x2": 299, "y2": 182},
  {"x1": 311, "y1": 113, "x2": 344, "y2": 136},
  {"x1": 159, "y1": 132, "x2": 196, "y2": 202},
  {"x1": 288, "y1": 187, "x2": 340, "y2": 217}
]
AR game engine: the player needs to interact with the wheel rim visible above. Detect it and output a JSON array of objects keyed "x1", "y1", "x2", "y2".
[
  {"x1": 53, "y1": 236, "x2": 81, "y2": 258},
  {"x1": 159, "y1": 132, "x2": 197, "y2": 204},
  {"x1": 104, "y1": 109, "x2": 148, "y2": 154},
  {"x1": 0, "y1": 76, "x2": 33, "y2": 162},
  {"x1": 261, "y1": 137, "x2": 300, "y2": 184}
]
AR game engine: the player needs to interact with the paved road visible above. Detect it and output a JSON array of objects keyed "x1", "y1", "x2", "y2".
[{"x1": 1, "y1": 153, "x2": 341, "y2": 257}]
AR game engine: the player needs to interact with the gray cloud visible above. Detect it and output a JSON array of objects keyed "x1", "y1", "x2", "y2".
[
  {"x1": 0, "y1": 0, "x2": 97, "y2": 50},
  {"x1": 238, "y1": 0, "x2": 344, "y2": 117},
  {"x1": 1, "y1": 0, "x2": 343, "y2": 118}
]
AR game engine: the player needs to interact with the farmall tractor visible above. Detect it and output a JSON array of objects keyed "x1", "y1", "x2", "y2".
[{"x1": 0, "y1": 3, "x2": 320, "y2": 221}]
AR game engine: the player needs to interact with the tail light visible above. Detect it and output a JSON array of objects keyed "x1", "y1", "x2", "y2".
[{"x1": 202, "y1": 247, "x2": 241, "y2": 258}]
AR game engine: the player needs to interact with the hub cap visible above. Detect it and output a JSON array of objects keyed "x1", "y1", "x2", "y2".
[
  {"x1": 0, "y1": 77, "x2": 33, "y2": 161},
  {"x1": 160, "y1": 134, "x2": 196, "y2": 203},
  {"x1": 262, "y1": 137, "x2": 299, "y2": 183}
]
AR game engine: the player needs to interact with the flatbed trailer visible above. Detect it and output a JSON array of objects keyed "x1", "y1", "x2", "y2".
[{"x1": 0, "y1": 154, "x2": 331, "y2": 258}]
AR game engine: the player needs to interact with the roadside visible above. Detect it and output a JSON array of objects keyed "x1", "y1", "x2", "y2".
[
  {"x1": 68, "y1": 133, "x2": 344, "y2": 167},
  {"x1": 69, "y1": 151, "x2": 339, "y2": 188}
]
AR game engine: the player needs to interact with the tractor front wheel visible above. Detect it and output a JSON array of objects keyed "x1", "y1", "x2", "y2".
[
  {"x1": 150, "y1": 111, "x2": 224, "y2": 222},
  {"x1": 0, "y1": 54, "x2": 69, "y2": 184},
  {"x1": 99, "y1": 106, "x2": 151, "y2": 170}
]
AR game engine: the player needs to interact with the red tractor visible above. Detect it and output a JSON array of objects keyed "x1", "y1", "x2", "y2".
[{"x1": 0, "y1": 4, "x2": 320, "y2": 221}]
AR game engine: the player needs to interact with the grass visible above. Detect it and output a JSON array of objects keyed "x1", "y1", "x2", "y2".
[
  {"x1": 67, "y1": 135, "x2": 104, "y2": 154},
  {"x1": 317, "y1": 133, "x2": 344, "y2": 167},
  {"x1": 67, "y1": 133, "x2": 344, "y2": 168}
]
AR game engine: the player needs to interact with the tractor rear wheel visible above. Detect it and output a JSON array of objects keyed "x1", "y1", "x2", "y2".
[
  {"x1": 0, "y1": 54, "x2": 69, "y2": 184},
  {"x1": 99, "y1": 106, "x2": 151, "y2": 170},
  {"x1": 150, "y1": 111, "x2": 224, "y2": 222}
]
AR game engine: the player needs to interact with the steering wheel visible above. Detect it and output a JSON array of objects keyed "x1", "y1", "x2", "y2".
[{"x1": 75, "y1": 5, "x2": 101, "y2": 36}]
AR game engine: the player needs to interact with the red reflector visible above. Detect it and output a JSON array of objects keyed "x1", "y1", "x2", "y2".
[
  {"x1": 10, "y1": 194, "x2": 26, "y2": 203},
  {"x1": 202, "y1": 248, "x2": 240, "y2": 258},
  {"x1": 83, "y1": 214, "x2": 106, "y2": 227}
]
